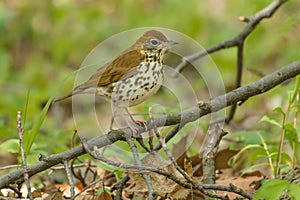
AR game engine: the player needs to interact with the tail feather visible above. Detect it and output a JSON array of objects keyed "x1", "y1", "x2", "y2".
[
  {"x1": 53, "y1": 92, "x2": 74, "y2": 103},
  {"x1": 54, "y1": 79, "x2": 98, "y2": 103},
  {"x1": 53, "y1": 88, "x2": 84, "y2": 103}
]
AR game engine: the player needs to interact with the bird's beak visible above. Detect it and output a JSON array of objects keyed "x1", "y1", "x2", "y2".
[
  {"x1": 161, "y1": 40, "x2": 178, "y2": 52},
  {"x1": 167, "y1": 40, "x2": 179, "y2": 46}
]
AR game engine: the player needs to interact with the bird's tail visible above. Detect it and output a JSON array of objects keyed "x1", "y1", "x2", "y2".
[
  {"x1": 53, "y1": 92, "x2": 74, "y2": 103},
  {"x1": 53, "y1": 88, "x2": 84, "y2": 103}
]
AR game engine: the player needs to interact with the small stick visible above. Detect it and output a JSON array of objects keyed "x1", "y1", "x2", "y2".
[
  {"x1": 63, "y1": 160, "x2": 75, "y2": 199},
  {"x1": 126, "y1": 137, "x2": 154, "y2": 200},
  {"x1": 17, "y1": 111, "x2": 33, "y2": 200}
]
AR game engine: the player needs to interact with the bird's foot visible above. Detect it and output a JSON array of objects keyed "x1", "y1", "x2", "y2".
[
  {"x1": 132, "y1": 119, "x2": 148, "y2": 131},
  {"x1": 121, "y1": 119, "x2": 147, "y2": 137},
  {"x1": 122, "y1": 120, "x2": 140, "y2": 138}
]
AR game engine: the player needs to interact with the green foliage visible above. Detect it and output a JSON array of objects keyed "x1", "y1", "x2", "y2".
[
  {"x1": 97, "y1": 161, "x2": 124, "y2": 181},
  {"x1": 231, "y1": 132, "x2": 277, "y2": 176},
  {"x1": 260, "y1": 115, "x2": 282, "y2": 128},
  {"x1": 253, "y1": 179, "x2": 300, "y2": 200},
  {"x1": 23, "y1": 97, "x2": 53, "y2": 155},
  {"x1": 261, "y1": 76, "x2": 300, "y2": 175},
  {"x1": 0, "y1": 139, "x2": 19, "y2": 154},
  {"x1": 97, "y1": 187, "x2": 111, "y2": 196},
  {"x1": 0, "y1": 0, "x2": 299, "y2": 180},
  {"x1": 231, "y1": 75, "x2": 300, "y2": 176}
]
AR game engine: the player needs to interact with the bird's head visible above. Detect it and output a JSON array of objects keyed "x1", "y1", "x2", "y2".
[{"x1": 135, "y1": 30, "x2": 178, "y2": 54}]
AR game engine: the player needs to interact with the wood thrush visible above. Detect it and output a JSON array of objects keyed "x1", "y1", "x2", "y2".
[{"x1": 55, "y1": 30, "x2": 177, "y2": 132}]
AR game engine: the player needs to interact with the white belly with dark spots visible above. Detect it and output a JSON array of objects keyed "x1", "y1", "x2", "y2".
[{"x1": 111, "y1": 62, "x2": 164, "y2": 107}]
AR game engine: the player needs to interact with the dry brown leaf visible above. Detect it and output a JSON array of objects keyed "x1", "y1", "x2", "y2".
[
  {"x1": 127, "y1": 152, "x2": 193, "y2": 199},
  {"x1": 99, "y1": 191, "x2": 112, "y2": 200},
  {"x1": 75, "y1": 185, "x2": 114, "y2": 200},
  {"x1": 54, "y1": 183, "x2": 80, "y2": 198},
  {"x1": 216, "y1": 176, "x2": 262, "y2": 199},
  {"x1": 183, "y1": 149, "x2": 238, "y2": 176},
  {"x1": 32, "y1": 189, "x2": 42, "y2": 198},
  {"x1": 75, "y1": 191, "x2": 100, "y2": 200},
  {"x1": 184, "y1": 158, "x2": 193, "y2": 176},
  {"x1": 44, "y1": 190, "x2": 65, "y2": 200}
]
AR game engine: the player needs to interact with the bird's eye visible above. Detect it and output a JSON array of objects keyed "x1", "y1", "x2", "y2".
[{"x1": 150, "y1": 39, "x2": 159, "y2": 46}]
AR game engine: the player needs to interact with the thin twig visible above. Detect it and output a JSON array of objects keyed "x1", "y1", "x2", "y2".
[
  {"x1": 70, "y1": 158, "x2": 87, "y2": 187},
  {"x1": 148, "y1": 108, "x2": 193, "y2": 184},
  {"x1": 153, "y1": 123, "x2": 185, "y2": 151},
  {"x1": 81, "y1": 137, "x2": 252, "y2": 199},
  {"x1": 0, "y1": 61, "x2": 299, "y2": 189},
  {"x1": 0, "y1": 163, "x2": 98, "y2": 172},
  {"x1": 17, "y1": 111, "x2": 32, "y2": 200},
  {"x1": 226, "y1": 41, "x2": 244, "y2": 123},
  {"x1": 125, "y1": 137, "x2": 154, "y2": 200},
  {"x1": 113, "y1": 175, "x2": 130, "y2": 200},
  {"x1": 80, "y1": 138, "x2": 188, "y2": 187},
  {"x1": 0, "y1": 164, "x2": 21, "y2": 171},
  {"x1": 7, "y1": 184, "x2": 22, "y2": 197},
  {"x1": 173, "y1": 0, "x2": 288, "y2": 76},
  {"x1": 173, "y1": 0, "x2": 288, "y2": 123},
  {"x1": 80, "y1": 138, "x2": 156, "y2": 199},
  {"x1": 148, "y1": 109, "x2": 232, "y2": 199},
  {"x1": 73, "y1": 171, "x2": 115, "y2": 199},
  {"x1": 63, "y1": 160, "x2": 75, "y2": 199},
  {"x1": 201, "y1": 183, "x2": 253, "y2": 199}
]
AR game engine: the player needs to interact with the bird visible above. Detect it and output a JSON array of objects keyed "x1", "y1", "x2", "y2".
[{"x1": 54, "y1": 30, "x2": 177, "y2": 134}]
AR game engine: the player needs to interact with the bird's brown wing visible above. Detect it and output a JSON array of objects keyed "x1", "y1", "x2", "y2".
[
  {"x1": 75, "y1": 49, "x2": 144, "y2": 90},
  {"x1": 62, "y1": 50, "x2": 144, "y2": 95},
  {"x1": 54, "y1": 48, "x2": 144, "y2": 102},
  {"x1": 99, "y1": 49, "x2": 144, "y2": 85}
]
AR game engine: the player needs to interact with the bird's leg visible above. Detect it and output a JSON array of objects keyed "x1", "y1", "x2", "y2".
[
  {"x1": 124, "y1": 120, "x2": 139, "y2": 137},
  {"x1": 109, "y1": 110, "x2": 116, "y2": 131},
  {"x1": 125, "y1": 108, "x2": 148, "y2": 131},
  {"x1": 111, "y1": 101, "x2": 141, "y2": 137},
  {"x1": 109, "y1": 101, "x2": 119, "y2": 131}
]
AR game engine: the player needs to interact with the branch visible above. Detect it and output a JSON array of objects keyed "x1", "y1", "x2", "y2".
[
  {"x1": 126, "y1": 137, "x2": 154, "y2": 200},
  {"x1": 173, "y1": 0, "x2": 288, "y2": 76},
  {"x1": 0, "y1": 131, "x2": 126, "y2": 188},
  {"x1": 0, "y1": 61, "x2": 299, "y2": 189},
  {"x1": 17, "y1": 111, "x2": 32, "y2": 199},
  {"x1": 201, "y1": 123, "x2": 227, "y2": 185},
  {"x1": 172, "y1": 0, "x2": 288, "y2": 123}
]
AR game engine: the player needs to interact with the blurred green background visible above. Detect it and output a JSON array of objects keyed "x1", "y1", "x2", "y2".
[{"x1": 0, "y1": 0, "x2": 299, "y2": 157}]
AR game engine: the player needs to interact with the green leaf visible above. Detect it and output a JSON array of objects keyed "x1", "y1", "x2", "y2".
[
  {"x1": 98, "y1": 161, "x2": 118, "y2": 172},
  {"x1": 22, "y1": 69, "x2": 78, "y2": 155},
  {"x1": 280, "y1": 152, "x2": 292, "y2": 164},
  {"x1": 231, "y1": 144, "x2": 262, "y2": 164},
  {"x1": 254, "y1": 179, "x2": 300, "y2": 200},
  {"x1": 21, "y1": 149, "x2": 47, "y2": 165},
  {"x1": 23, "y1": 97, "x2": 53, "y2": 155},
  {"x1": 283, "y1": 123, "x2": 299, "y2": 162},
  {"x1": 0, "y1": 139, "x2": 19, "y2": 154},
  {"x1": 260, "y1": 115, "x2": 282, "y2": 128},
  {"x1": 240, "y1": 162, "x2": 270, "y2": 177},
  {"x1": 97, "y1": 187, "x2": 111, "y2": 196},
  {"x1": 273, "y1": 107, "x2": 285, "y2": 117},
  {"x1": 289, "y1": 183, "x2": 300, "y2": 198},
  {"x1": 289, "y1": 75, "x2": 300, "y2": 103},
  {"x1": 253, "y1": 179, "x2": 290, "y2": 200},
  {"x1": 98, "y1": 161, "x2": 124, "y2": 180},
  {"x1": 284, "y1": 123, "x2": 296, "y2": 148},
  {"x1": 230, "y1": 131, "x2": 269, "y2": 145}
]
